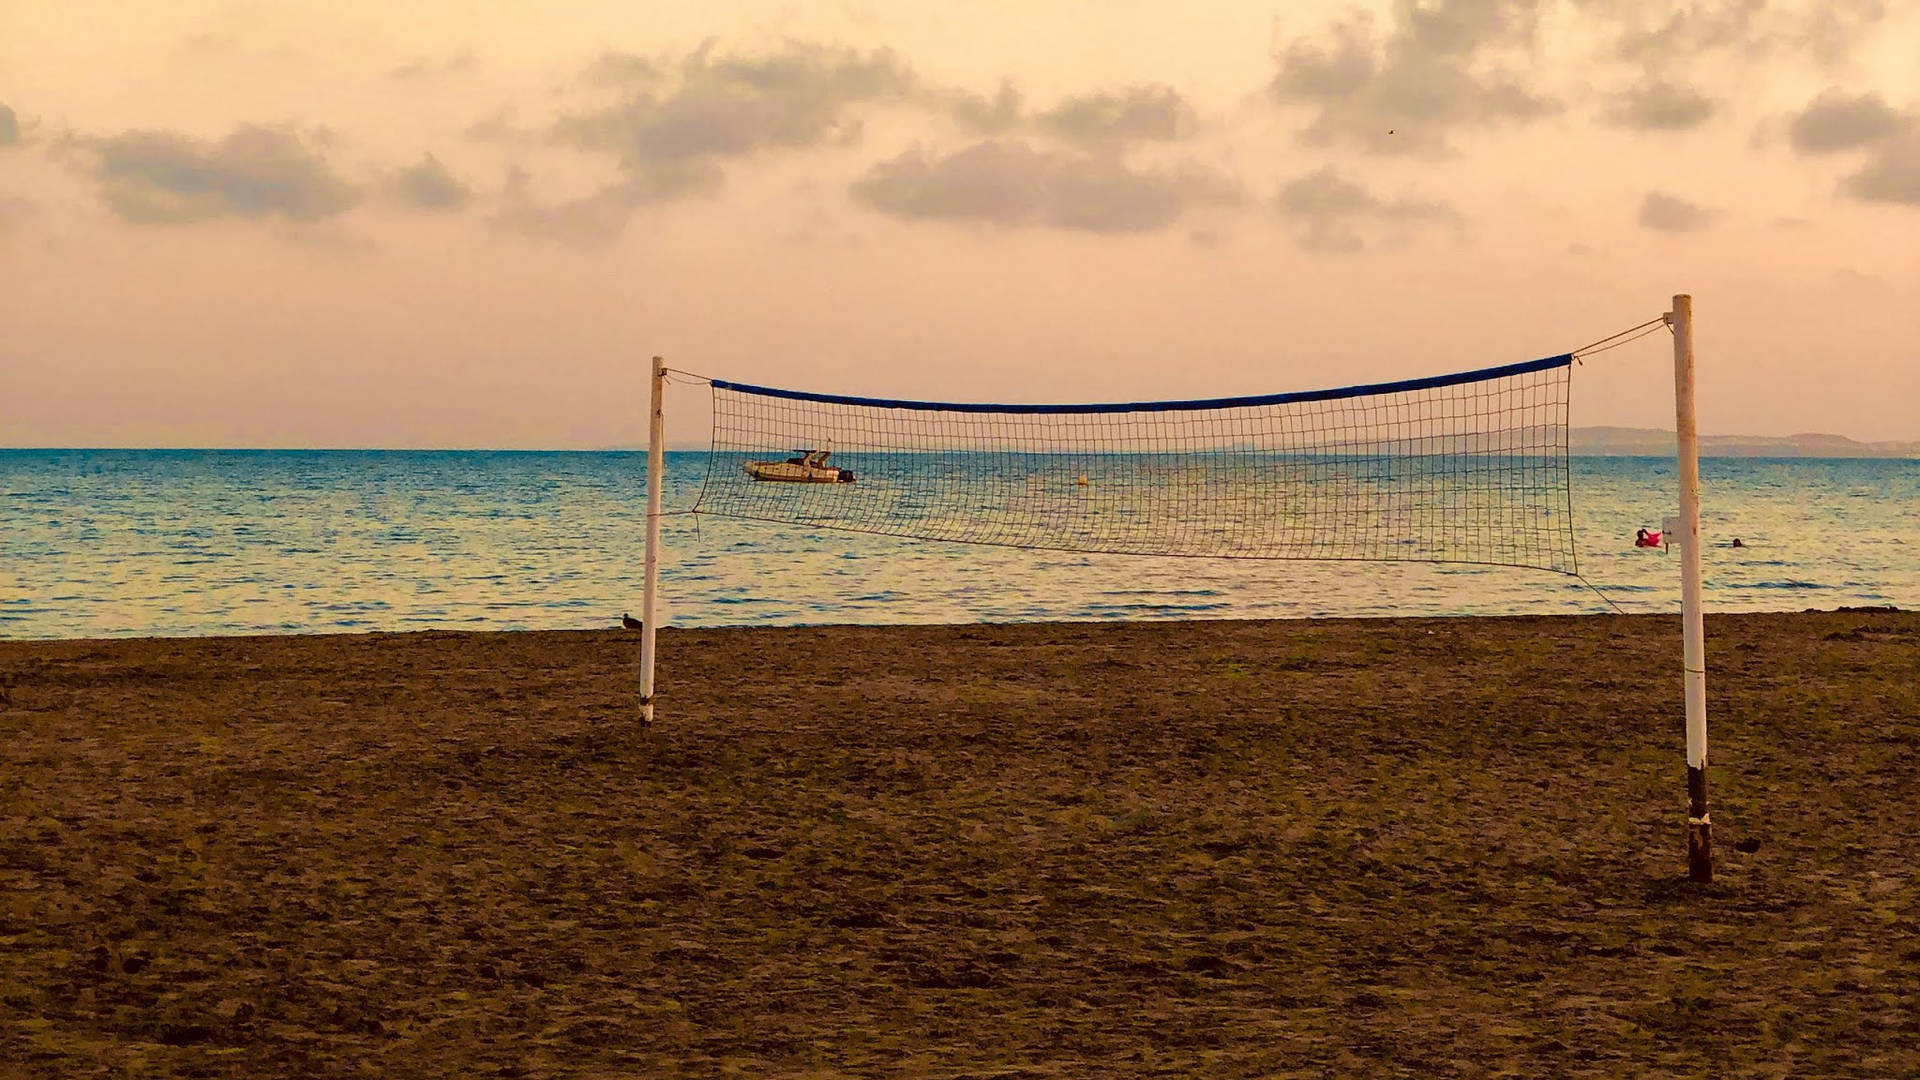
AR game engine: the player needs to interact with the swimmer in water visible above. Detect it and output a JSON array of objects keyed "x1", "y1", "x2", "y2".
[{"x1": 1732, "y1": 538, "x2": 1744, "y2": 548}]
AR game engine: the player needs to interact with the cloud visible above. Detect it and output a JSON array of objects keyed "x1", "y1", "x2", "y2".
[
  {"x1": 493, "y1": 190, "x2": 633, "y2": 247},
  {"x1": 1638, "y1": 191, "x2": 1713, "y2": 231},
  {"x1": 940, "y1": 80, "x2": 1023, "y2": 134},
  {"x1": 1268, "y1": 0, "x2": 1556, "y2": 153},
  {"x1": 493, "y1": 43, "x2": 918, "y2": 237},
  {"x1": 1271, "y1": 13, "x2": 1375, "y2": 98},
  {"x1": 489, "y1": 161, "x2": 722, "y2": 245},
  {"x1": 556, "y1": 41, "x2": 916, "y2": 199},
  {"x1": 1609, "y1": 0, "x2": 1889, "y2": 73},
  {"x1": 1276, "y1": 166, "x2": 1458, "y2": 220},
  {"x1": 463, "y1": 108, "x2": 526, "y2": 142},
  {"x1": 1788, "y1": 89, "x2": 1911, "y2": 154},
  {"x1": 387, "y1": 154, "x2": 472, "y2": 210},
  {"x1": 1792, "y1": 0, "x2": 1895, "y2": 68},
  {"x1": 1610, "y1": 1, "x2": 1771, "y2": 69},
  {"x1": 1844, "y1": 135, "x2": 1920, "y2": 205},
  {"x1": 850, "y1": 140, "x2": 1240, "y2": 233},
  {"x1": 1035, "y1": 85, "x2": 1197, "y2": 143},
  {"x1": 931, "y1": 80, "x2": 1200, "y2": 144},
  {"x1": 391, "y1": 51, "x2": 478, "y2": 81},
  {"x1": 0, "y1": 103, "x2": 18, "y2": 146},
  {"x1": 582, "y1": 50, "x2": 660, "y2": 86},
  {"x1": 1274, "y1": 165, "x2": 1461, "y2": 250},
  {"x1": 1603, "y1": 80, "x2": 1715, "y2": 131},
  {"x1": 89, "y1": 124, "x2": 359, "y2": 224}
]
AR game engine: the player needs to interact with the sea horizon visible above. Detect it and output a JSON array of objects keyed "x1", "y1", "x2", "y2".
[{"x1": 8, "y1": 431, "x2": 1916, "y2": 459}]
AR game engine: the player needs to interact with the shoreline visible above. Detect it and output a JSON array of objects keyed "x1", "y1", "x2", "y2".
[{"x1": 0, "y1": 603, "x2": 1904, "y2": 647}]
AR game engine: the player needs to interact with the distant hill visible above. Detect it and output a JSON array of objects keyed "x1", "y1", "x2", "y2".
[{"x1": 1573, "y1": 427, "x2": 1920, "y2": 459}]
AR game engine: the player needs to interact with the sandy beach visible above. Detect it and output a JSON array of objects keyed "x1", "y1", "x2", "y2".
[{"x1": 3, "y1": 609, "x2": 1917, "y2": 1077}]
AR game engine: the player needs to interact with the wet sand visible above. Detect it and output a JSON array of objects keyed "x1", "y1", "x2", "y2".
[{"x1": 3, "y1": 609, "x2": 1917, "y2": 1077}]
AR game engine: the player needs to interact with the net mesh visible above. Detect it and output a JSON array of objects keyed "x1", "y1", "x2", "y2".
[{"x1": 690, "y1": 356, "x2": 1577, "y2": 574}]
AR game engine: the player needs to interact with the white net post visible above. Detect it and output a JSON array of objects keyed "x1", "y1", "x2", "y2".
[
  {"x1": 1671, "y1": 295, "x2": 1711, "y2": 882},
  {"x1": 639, "y1": 355, "x2": 665, "y2": 725}
]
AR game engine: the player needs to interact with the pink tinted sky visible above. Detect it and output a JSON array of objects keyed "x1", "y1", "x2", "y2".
[{"x1": 2, "y1": 0, "x2": 1917, "y2": 448}]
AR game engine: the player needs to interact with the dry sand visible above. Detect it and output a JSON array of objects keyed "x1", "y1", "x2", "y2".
[{"x1": 3, "y1": 610, "x2": 1918, "y2": 1078}]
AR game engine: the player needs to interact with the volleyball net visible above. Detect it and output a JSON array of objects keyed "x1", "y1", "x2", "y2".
[{"x1": 687, "y1": 354, "x2": 1579, "y2": 575}]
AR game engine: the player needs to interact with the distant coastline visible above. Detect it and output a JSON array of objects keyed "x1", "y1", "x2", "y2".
[{"x1": 1571, "y1": 427, "x2": 1920, "y2": 459}]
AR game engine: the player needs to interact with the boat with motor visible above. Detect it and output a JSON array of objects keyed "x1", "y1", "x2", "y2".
[{"x1": 743, "y1": 448, "x2": 856, "y2": 483}]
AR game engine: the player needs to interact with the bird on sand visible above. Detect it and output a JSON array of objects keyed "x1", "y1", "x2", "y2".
[{"x1": 621, "y1": 613, "x2": 644, "y2": 630}]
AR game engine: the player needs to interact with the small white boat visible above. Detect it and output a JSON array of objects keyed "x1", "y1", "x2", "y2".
[{"x1": 744, "y1": 448, "x2": 855, "y2": 483}]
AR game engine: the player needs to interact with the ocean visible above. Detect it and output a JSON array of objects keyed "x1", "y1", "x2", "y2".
[{"x1": 3, "y1": 449, "x2": 1914, "y2": 639}]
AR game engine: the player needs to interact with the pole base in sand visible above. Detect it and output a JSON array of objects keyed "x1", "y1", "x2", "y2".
[
  {"x1": 1688, "y1": 822, "x2": 1713, "y2": 883},
  {"x1": 1687, "y1": 764, "x2": 1712, "y2": 883}
]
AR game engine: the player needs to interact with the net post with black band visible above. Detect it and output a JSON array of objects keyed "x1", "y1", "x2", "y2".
[{"x1": 1669, "y1": 296, "x2": 1712, "y2": 883}]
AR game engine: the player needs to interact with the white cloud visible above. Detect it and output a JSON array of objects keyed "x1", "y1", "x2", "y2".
[
  {"x1": 1845, "y1": 134, "x2": 1920, "y2": 205},
  {"x1": 1603, "y1": 81, "x2": 1716, "y2": 131},
  {"x1": 1269, "y1": 0, "x2": 1556, "y2": 154},
  {"x1": 1637, "y1": 190, "x2": 1714, "y2": 231},
  {"x1": 1788, "y1": 89, "x2": 1911, "y2": 154},
  {"x1": 387, "y1": 154, "x2": 472, "y2": 211},
  {"x1": 1275, "y1": 165, "x2": 1461, "y2": 251},
  {"x1": 556, "y1": 42, "x2": 915, "y2": 176},
  {"x1": 89, "y1": 125, "x2": 359, "y2": 224},
  {"x1": 1035, "y1": 85, "x2": 1198, "y2": 143},
  {"x1": 488, "y1": 162, "x2": 722, "y2": 245},
  {"x1": 851, "y1": 140, "x2": 1240, "y2": 233}
]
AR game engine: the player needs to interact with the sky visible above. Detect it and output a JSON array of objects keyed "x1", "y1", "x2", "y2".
[{"x1": 2, "y1": 0, "x2": 1918, "y2": 448}]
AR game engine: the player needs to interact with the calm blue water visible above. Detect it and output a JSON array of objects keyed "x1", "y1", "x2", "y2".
[{"x1": 2, "y1": 449, "x2": 1914, "y2": 639}]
